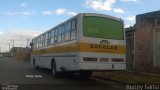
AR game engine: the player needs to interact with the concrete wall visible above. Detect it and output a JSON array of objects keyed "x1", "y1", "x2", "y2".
[
  {"x1": 135, "y1": 11, "x2": 160, "y2": 73},
  {"x1": 125, "y1": 27, "x2": 135, "y2": 70}
]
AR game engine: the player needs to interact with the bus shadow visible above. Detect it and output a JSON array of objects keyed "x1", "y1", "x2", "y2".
[{"x1": 37, "y1": 68, "x2": 91, "y2": 81}]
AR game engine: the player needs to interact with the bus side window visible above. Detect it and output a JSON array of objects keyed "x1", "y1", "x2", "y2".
[
  {"x1": 33, "y1": 39, "x2": 37, "y2": 48},
  {"x1": 36, "y1": 39, "x2": 38, "y2": 48},
  {"x1": 41, "y1": 35, "x2": 43, "y2": 47},
  {"x1": 47, "y1": 31, "x2": 51, "y2": 46},
  {"x1": 42, "y1": 34, "x2": 46, "y2": 47},
  {"x1": 32, "y1": 39, "x2": 34, "y2": 48},
  {"x1": 61, "y1": 25, "x2": 65, "y2": 42},
  {"x1": 58, "y1": 26, "x2": 62, "y2": 43},
  {"x1": 71, "y1": 19, "x2": 76, "y2": 40},
  {"x1": 54, "y1": 28, "x2": 58, "y2": 43},
  {"x1": 51, "y1": 29, "x2": 55, "y2": 44},
  {"x1": 45, "y1": 33, "x2": 48, "y2": 46},
  {"x1": 37, "y1": 37, "x2": 41, "y2": 48},
  {"x1": 65, "y1": 21, "x2": 71, "y2": 41},
  {"x1": 39, "y1": 36, "x2": 42, "y2": 47},
  {"x1": 36, "y1": 38, "x2": 39, "y2": 48}
]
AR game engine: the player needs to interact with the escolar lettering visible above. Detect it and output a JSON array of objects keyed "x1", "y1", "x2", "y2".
[{"x1": 90, "y1": 44, "x2": 117, "y2": 50}]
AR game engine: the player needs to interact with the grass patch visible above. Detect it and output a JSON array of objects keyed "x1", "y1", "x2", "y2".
[{"x1": 93, "y1": 71, "x2": 160, "y2": 84}]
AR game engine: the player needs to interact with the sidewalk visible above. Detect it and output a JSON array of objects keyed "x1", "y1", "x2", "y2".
[{"x1": 93, "y1": 71, "x2": 160, "y2": 84}]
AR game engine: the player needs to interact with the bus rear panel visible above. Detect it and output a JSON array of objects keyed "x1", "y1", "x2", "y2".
[{"x1": 77, "y1": 14, "x2": 126, "y2": 71}]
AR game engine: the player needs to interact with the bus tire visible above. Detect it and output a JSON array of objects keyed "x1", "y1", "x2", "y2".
[
  {"x1": 51, "y1": 59, "x2": 61, "y2": 78},
  {"x1": 79, "y1": 70, "x2": 93, "y2": 79},
  {"x1": 33, "y1": 59, "x2": 39, "y2": 70}
]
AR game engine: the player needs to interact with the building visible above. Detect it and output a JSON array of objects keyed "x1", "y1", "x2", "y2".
[
  {"x1": 125, "y1": 26, "x2": 135, "y2": 70},
  {"x1": 10, "y1": 47, "x2": 26, "y2": 56},
  {"x1": 134, "y1": 10, "x2": 160, "y2": 73}
]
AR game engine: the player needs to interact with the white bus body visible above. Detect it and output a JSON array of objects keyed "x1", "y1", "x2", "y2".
[{"x1": 30, "y1": 13, "x2": 126, "y2": 78}]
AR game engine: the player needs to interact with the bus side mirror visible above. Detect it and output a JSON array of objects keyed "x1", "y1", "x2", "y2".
[{"x1": 30, "y1": 42, "x2": 34, "y2": 47}]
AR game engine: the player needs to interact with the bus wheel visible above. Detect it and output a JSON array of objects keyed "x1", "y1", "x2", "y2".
[
  {"x1": 79, "y1": 70, "x2": 93, "y2": 79},
  {"x1": 51, "y1": 60, "x2": 61, "y2": 78},
  {"x1": 33, "y1": 59, "x2": 39, "y2": 70}
]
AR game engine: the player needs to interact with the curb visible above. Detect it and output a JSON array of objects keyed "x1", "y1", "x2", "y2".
[
  {"x1": 92, "y1": 76, "x2": 126, "y2": 89},
  {"x1": 93, "y1": 75, "x2": 127, "y2": 85}
]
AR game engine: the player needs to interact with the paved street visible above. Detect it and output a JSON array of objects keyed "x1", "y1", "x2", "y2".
[{"x1": 0, "y1": 57, "x2": 126, "y2": 90}]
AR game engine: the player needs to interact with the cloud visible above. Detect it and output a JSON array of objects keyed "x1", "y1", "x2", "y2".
[
  {"x1": 67, "y1": 12, "x2": 77, "y2": 16},
  {"x1": 124, "y1": 15, "x2": 135, "y2": 27},
  {"x1": 21, "y1": 12, "x2": 31, "y2": 16},
  {"x1": 113, "y1": 8, "x2": 124, "y2": 14},
  {"x1": 121, "y1": 0, "x2": 137, "y2": 2},
  {"x1": 42, "y1": 11, "x2": 53, "y2": 15},
  {"x1": 0, "y1": 29, "x2": 41, "y2": 52},
  {"x1": 85, "y1": 0, "x2": 116, "y2": 11},
  {"x1": 31, "y1": 11, "x2": 37, "y2": 14},
  {"x1": 55, "y1": 8, "x2": 66, "y2": 15},
  {"x1": 20, "y1": 2, "x2": 28, "y2": 7},
  {"x1": 43, "y1": 8, "x2": 77, "y2": 16},
  {"x1": 8, "y1": 30, "x2": 39, "y2": 40},
  {"x1": 5, "y1": 12, "x2": 18, "y2": 16},
  {"x1": 126, "y1": 16, "x2": 135, "y2": 23},
  {"x1": 0, "y1": 31, "x2": 3, "y2": 35},
  {"x1": 4, "y1": 11, "x2": 36, "y2": 16},
  {"x1": 124, "y1": 24, "x2": 131, "y2": 28}
]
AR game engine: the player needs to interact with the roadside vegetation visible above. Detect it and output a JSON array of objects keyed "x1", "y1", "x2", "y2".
[
  {"x1": 13, "y1": 50, "x2": 30, "y2": 61},
  {"x1": 93, "y1": 71, "x2": 160, "y2": 84}
]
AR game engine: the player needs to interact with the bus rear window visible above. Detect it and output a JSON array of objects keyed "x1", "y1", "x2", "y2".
[{"x1": 83, "y1": 16, "x2": 124, "y2": 40}]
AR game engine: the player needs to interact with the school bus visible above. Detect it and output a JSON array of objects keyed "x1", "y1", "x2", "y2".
[{"x1": 30, "y1": 13, "x2": 126, "y2": 79}]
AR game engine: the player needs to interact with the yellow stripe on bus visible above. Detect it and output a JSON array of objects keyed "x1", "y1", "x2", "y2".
[
  {"x1": 32, "y1": 43, "x2": 126, "y2": 55},
  {"x1": 78, "y1": 43, "x2": 126, "y2": 54}
]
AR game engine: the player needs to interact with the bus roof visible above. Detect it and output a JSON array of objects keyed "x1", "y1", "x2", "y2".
[
  {"x1": 79, "y1": 13, "x2": 123, "y2": 22},
  {"x1": 32, "y1": 13, "x2": 123, "y2": 40}
]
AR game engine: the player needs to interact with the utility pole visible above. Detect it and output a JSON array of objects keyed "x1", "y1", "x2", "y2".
[
  {"x1": 11, "y1": 40, "x2": 14, "y2": 48},
  {"x1": 26, "y1": 39, "x2": 29, "y2": 48},
  {"x1": 8, "y1": 43, "x2": 10, "y2": 52},
  {"x1": 21, "y1": 32, "x2": 22, "y2": 47},
  {"x1": 0, "y1": 47, "x2": 1, "y2": 53}
]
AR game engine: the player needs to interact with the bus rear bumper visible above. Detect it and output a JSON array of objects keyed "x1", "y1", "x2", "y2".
[{"x1": 79, "y1": 62, "x2": 126, "y2": 70}]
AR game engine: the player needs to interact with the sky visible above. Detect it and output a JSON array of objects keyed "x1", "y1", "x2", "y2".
[{"x1": 0, "y1": 0, "x2": 160, "y2": 52}]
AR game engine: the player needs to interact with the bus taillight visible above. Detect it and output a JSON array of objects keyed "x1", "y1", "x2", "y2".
[
  {"x1": 100, "y1": 58, "x2": 109, "y2": 62},
  {"x1": 112, "y1": 58, "x2": 124, "y2": 62},
  {"x1": 83, "y1": 57, "x2": 97, "y2": 62}
]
